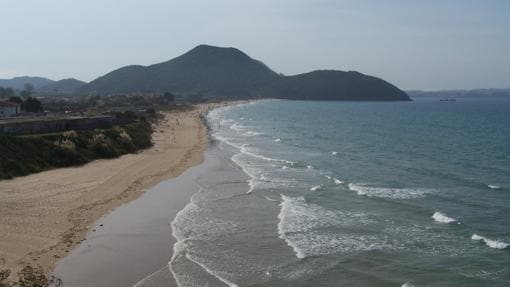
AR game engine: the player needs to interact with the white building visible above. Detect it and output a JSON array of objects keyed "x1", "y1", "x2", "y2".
[{"x1": 0, "y1": 101, "x2": 20, "y2": 118}]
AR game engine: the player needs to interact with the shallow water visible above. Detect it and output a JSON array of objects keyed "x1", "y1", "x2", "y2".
[{"x1": 163, "y1": 97, "x2": 510, "y2": 286}]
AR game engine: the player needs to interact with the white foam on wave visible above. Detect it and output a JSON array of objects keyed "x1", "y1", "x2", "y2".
[
  {"x1": 488, "y1": 184, "x2": 501, "y2": 190},
  {"x1": 215, "y1": 130, "x2": 296, "y2": 194},
  {"x1": 243, "y1": 131, "x2": 263, "y2": 136},
  {"x1": 274, "y1": 138, "x2": 281, "y2": 142},
  {"x1": 214, "y1": 133, "x2": 286, "y2": 164},
  {"x1": 170, "y1": 189, "x2": 241, "y2": 287},
  {"x1": 263, "y1": 196, "x2": 279, "y2": 202},
  {"x1": 231, "y1": 153, "x2": 259, "y2": 193},
  {"x1": 331, "y1": 151, "x2": 338, "y2": 155},
  {"x1": 348, "y1": 183, "x2": 432, "y2": 199},
  {"x1": 306, "y1": 165, "x2": 313, "y2": 169},
  {"x1": 325, "y1": 175, "x2": 343, "y2": 184},
  {"x1": 282, "y1": 165, "x2": 289, "y2": 170},
  {"x1": 277, "y1": 195, "x2": 375, "y2": 259},
  {"x1": 230, "y1": 123, "x2": 246, "y2": 131},
  {"x1": 471, "y1": 234, "x2": 509, "y2": 249},
  {"x1": 310, "y1": 185, "x2": 322, "y2": 191},
  {"x1": 432, "y1": 212, "x2": 457, "y2": 223}
]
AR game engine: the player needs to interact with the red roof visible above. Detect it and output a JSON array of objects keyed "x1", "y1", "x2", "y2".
[{"x1": 0, "y1": 101, "x2": 20, "y2": 107}]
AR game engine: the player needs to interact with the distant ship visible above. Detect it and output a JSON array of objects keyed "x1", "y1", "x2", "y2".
[{"x1": 439, "y1": 98, "x2": 457, "y2": 102}]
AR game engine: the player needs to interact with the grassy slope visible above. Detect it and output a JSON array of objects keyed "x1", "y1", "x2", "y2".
[{"x1": 0, "y1": 120, "x2": 153, "y2": 180}]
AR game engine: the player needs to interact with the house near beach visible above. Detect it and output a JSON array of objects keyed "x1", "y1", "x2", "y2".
[{"x1": 0, "y1": 101, "x2": 20, "y2": 118}]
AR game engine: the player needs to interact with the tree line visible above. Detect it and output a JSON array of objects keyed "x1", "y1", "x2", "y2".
[{"x1": 0, "y1": 83, "x2": 42, "y2": 113}]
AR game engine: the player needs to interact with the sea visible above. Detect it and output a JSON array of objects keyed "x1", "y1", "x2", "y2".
[{"x1": 152, "y1": 96, "x2": 509, "y2": 286}]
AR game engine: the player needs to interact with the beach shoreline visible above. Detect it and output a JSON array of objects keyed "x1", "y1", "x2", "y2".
[{"x1": 0, "y1": 101, "x2": 243, "y2": 279}]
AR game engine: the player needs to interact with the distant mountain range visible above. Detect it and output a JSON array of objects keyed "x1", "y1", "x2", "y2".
[
  {"x1": 407, "y1": 89, "x2": 510, "y2": 98},
  {"x1": 37, "y1": 78, "x2": 86, "y2": 94},
  {"x1": 0, "y1": 76, "x2": 85, "y2": 94},
  {"x1": 78, "y1": 45, "x2": 410, "y2": 101},
  {"x1": 0, "y1": 76, "x2": 54, "y2": 90},
  {"x1": 2, "y1": 45, "x2": 411, "y2": 101}
]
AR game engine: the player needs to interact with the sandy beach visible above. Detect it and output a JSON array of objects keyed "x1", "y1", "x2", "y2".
[{"x1": 0, "y1": 102, "x2": 234, "y2": 277}]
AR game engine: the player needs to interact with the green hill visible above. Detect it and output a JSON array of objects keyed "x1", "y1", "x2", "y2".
[
  {"x1": 79, "y1": 45, "x2": 410, "y2": 101},
  {"x1": 264, "y1": 70, "x2": 409, "y2": 101},
  {"x1": 0, "y1": 76, "x2": 54, "y2": 90},
  {"x1": 37, "y1": 78, "x2": 86, "y2": 94},
  {"x1": 79, "y1": 45, "x2": 279, "y2": 99}
]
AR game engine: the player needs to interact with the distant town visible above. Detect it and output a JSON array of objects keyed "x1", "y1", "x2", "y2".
[{"x1": 0, "y1": 81, "x2": 189, "y2": 136}]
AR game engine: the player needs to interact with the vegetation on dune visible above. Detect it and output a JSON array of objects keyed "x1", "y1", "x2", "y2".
[
  {"x1": 0, "y1": 265, "x2": 61, "y2": 287},
  {"x1": 0, "y1": 117, "x2": 154, "y2": 180}
]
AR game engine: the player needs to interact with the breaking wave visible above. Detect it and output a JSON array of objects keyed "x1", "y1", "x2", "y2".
[
  {"x1": 471, "y1": 234, "x2": 509, "y2": 250},
  {"x1": 348, "y1": 183, "x2": 432, "y2": 199},
  {"x1": 277, "y1": 195, "x2": 376, "y2": 259},
  {"x1": 432, "y1": 212, "x2": 457, "y2": 223}
]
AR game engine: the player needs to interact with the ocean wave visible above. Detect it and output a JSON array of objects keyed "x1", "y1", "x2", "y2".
[
  {"x1": 460, "y1": 269, "x2": 505, "y2": 280},
  {"x1": 215, "y1": 132, "x2": 287, "y2": 164},
  {"x1": 487, "y1": 184, "x2": 501, "y2": 190},
  {"x1": 324, "y1": 175, "x2": 343, "y2": 185},
  {"x1": 230, "y1": 149, "x2": 302, "y2": 193},
  {"x1": 310, "y1": 185, "x2": 322, "y2": 191},
  {"x1": 231, "y1": 153, "x2": 259, "y2": 193},
  {"x1": 331, "y1": 151, "x2": 338, "y2": 155},
  {"x1": 230, "y1": 123, "x2": 247, "y2": 131},
  {"x1": 243, "y1": 131, "x2": 264, "y2": 136},
  {"x1": 263, "y1": 196, "x2": 279, "y2": 202},
  {"x1": 432, "y1": 212, "x2": 457, "y2": 223},
  {"x1": 170, "y1": 192, "x2": 242, "y2": 287},
  {"x1": 277, "y1": 195, "x2": 374, "y2": 259},
  {"x1": 185, "y1": 254, "x2": 239, "y2": 287},
  {"x1": 471, "y1": 234, "x2": 509, "y2": 249},
  {"x1": 274, "y1": 138, "x2": 281, "y2": 142},
  {"x1": 348, "y1": 183, "x2": 432, "y2": 199}
]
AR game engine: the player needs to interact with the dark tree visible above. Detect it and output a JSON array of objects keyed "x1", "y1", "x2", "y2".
[
  {"x1": 24, "y1": 97, "x2": 43, "y2": 113},
  {"x1": 8, "y1": 96, "x2": 23, "y2": 106}
]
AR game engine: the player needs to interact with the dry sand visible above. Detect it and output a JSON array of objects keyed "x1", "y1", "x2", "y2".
[{"x1": 0, "y1": 102, "x2": 235, "y2": 277}]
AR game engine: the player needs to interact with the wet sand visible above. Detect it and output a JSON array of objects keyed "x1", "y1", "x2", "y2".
[
  {"x1": 52, "y1": 137, "x2": 252, "y2": 287},
  {"x1": 52, "y1": 153, "x2": 216, "y2": 286}
]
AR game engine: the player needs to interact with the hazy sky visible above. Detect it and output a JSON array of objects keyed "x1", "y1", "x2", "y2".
[{"x1": 1, "y1": 0, "x2": 509, "y2": 90}]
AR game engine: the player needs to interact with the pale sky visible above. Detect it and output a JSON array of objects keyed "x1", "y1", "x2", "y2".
[{"x1": 1, "y1": 0, "x2": 509, "y2": 90}]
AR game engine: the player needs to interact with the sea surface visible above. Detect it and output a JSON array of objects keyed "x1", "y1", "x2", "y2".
[{"x1": 167, "y1": 97, "x2": 510, "y2": 286}]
